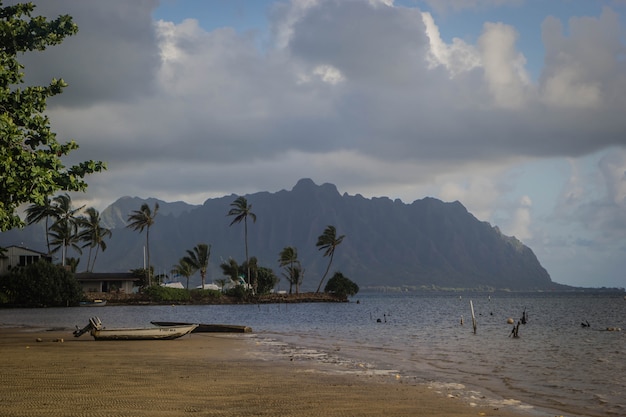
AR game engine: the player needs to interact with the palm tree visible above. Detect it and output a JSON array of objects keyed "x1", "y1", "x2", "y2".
[
  {"x1": 49, "y1": 194, "x2": 84, "y2": 265},
  {"x1": 279, "y1": 246, "x2": 302, "y2": 294},
  {"x1": 171, "y1": 258, "x2": 195, "y2": 290},
  {"x1": 78, "y1": 207, "x2": 112, "y2": 272},
  {"x1": 25, "y1": 196, "x2": 59, "y2": 254},
  {"x1": 220, "y1": 258, "x2": 240, "y2": 285},
  {"x1": 183, "y1": 243, "x2": 211, "y2": 289},
  {"x1": 215, "y1": 278, "x2": 228, "y2": 292},
  {"x1": 315, "y1": 225, "x2": 345, "y2": 293},
  {"x1": 227, "y1": 196, "x2": 256, "y2": 288},
  {"x1": 48, "y1": 218, "x2": 82, "y2": 263},
  {"x1": 126, "y1": 202, "x2": 159, "y2": 286}
]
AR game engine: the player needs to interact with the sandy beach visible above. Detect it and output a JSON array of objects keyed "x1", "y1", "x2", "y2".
[{"x1": 0, "y1": 327, "x2": 534, "y2": 417}]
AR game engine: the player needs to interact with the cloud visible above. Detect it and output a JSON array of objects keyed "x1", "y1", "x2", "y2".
[
  {"x1": 540, "y1": 8, "x2": 626, "y2": 109},
  {"x1": 10, "y1": 0, "x2": 624, "y2": 196},
  {"x1": 421, "y1": 0, "x2": 524, "y2": 14},
  {"x1": 15, "y1": 0, "x2": 161, "y2": 106},
  {"x1": 7, "y1": 0, "x2": 626, "y2": 287}
]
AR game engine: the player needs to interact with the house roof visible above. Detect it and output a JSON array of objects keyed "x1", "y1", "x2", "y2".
[{"x1": 3, "y1": 245, "x2": 49, "y2": 256}]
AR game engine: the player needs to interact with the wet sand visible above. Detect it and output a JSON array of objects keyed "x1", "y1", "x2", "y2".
[{"x1": 0, "y1": 327, "x2": 534, "y2": 417}]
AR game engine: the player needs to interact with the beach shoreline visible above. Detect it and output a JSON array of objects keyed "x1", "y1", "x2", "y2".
[{"x1": 0, "y1": 326, "x2": 540, "y2": 417}]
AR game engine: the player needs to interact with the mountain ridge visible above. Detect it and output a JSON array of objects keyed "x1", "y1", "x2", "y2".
[{"x1": 1, "y1": 178, "x2": 562, "y2": 291}]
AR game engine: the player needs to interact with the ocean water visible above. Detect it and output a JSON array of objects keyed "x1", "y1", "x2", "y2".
[{"x1": 1, "y1": 292, "x2": 624, "y2": 417}]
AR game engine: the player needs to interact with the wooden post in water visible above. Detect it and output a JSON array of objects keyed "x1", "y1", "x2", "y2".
[{"x1": 470, "y1": 300, "x2": 477, "y2": 334}]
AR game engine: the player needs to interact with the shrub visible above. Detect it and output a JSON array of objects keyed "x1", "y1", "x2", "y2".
[
  {"x1": 324, "y1": 272, "x2": 359, "y2": 298},
  {"x1": 0, "y1": 261, "x2": 83, "y2": 307},
  {"x1": 143, "y1": 286, "x2": 191, "y2": 302}
]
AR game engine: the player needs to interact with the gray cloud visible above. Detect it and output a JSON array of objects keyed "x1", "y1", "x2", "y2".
[
  {"x1": 7, "y1": 0, "x2": 626, "y2": 287},
  {"x1": 14, "y1": 0, "x2": 161, "y2": 106}
]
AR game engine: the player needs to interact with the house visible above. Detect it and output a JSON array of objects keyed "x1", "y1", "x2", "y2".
[
  {"x1": 0, "y1": 245, "x2": 52, "y2": 275},
  {"x1": 74, "y1": 272, "x2": 141, "y2": 294},
  {"x1": 0, "y1": 245, "x2": 140, "y2": 294}
]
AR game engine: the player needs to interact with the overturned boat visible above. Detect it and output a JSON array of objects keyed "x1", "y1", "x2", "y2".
[
  {"x1": 151, "y1": 321, "x2": 252, "y2": 333},
  {"x1": 74, "y1": 317, "x2": 197, "y2": 341}
]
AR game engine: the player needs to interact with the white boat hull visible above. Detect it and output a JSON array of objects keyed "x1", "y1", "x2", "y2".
[{"x1": 90, "y1": 324, "x2": 198, "y2": 340}]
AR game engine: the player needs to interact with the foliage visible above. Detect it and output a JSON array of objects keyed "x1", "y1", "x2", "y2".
[
  {"x1": 279, "y1": 246, "x2": 303, "y2": 294},
  {"x1": 219, "y1": 258, "x2": 240, "y2": 282},
  {"x1": 315, "y1": 225, "x2": 345, "y2": 293},
  {"x1": 127, "y1": 202, "x2": 159, "y2": 285},
  {"x1": 189, "y1": 288, "x2": 222, "y2": 302},
  {"x1": 0, "y1": 2, "x2": 105, "y2": 231},
  {"x1": 142, "y1": 285, "x2": 191, "y2": 302},
  {"x1": 25, "y1": 196, "x2": 57, "y2": 254},
  {"x1": 47, "y1": 194, "x2": 84, "y2": 261},
  {"x1": 130, "y1": 267, "x2": 153, "y2": 288},
  {"x1": 182, "y1": 243, "x2": 211, "y2": 289},
  {"x1": 171, "y1": 258, "x2": 194, "y2": 290},
  {"x1": 324, "y1": 272, "x2": 359, "y2": 298},
  {"x1": 219, "y1": 257, "x2": 277, "y2": 297},
  {"x1": 229, "y1": 257, "x2": 277, "y2": 295},
  {"x1": 223, "y1": 284, "x2": 253, "y2": 300},
  {"x1": 77, "y1": 207, "x2": 111, "y2": 272},
  {"x1": 0, "y1": 260, "x2": 82, "y2": 307},
  {"x1": 253, "y1": 266, "x2": 278, "y2": 295}
]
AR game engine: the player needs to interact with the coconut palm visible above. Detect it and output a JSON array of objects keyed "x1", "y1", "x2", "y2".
[
  {"x1": 48, "y1": 218, "x2": 82, "y2": 264},
  {"x1": 78, "y1": 207, "x2": 112, "y2": 272},
  {"x1": 48, "y1": 194, "x2": 84, "y2": 265},
  {"x1": 227, "y1": 196, "x2": 256, "y2": 288},
  {"x1": 315, "y1": 225, "x2": 345, "y2": 293},
  {"x1": 215, "y1": 278, "x2": 228, "y2": 292},
  {"x1": 126, "y1": 202, "x2": 159, "y2": 286},
  {"x1": 220, "y1": 258, "x2": 240, "y2": 285},
  {"x1": 25, "y1": 196, "x2": 59, "y2": 254},
  {"x1": 171, "y1": 258, "x2": 195, "y2": 290},
  {"x1": 183, "y1": 243, "x2": 211, "y2": 289},
  {"x1": 279, "y1": 246, "x2": 302, "y2": 294}
]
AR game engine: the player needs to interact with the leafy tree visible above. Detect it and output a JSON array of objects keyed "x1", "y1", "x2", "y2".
[
  {"x1": 65, "y1": 256, "x2": 80, "y2": 273},
  {"x1": 279, "y1": 246, "x2": 303, "y2": 294},
  {"x1": 183, "y1": 243, "x2": 211, "y2": 289},
  {"x1": 171, "y1": 258, "x2": 195, "y2": 290},
  {"x1": 126, "y1": 202, "x2": 159, "y2": 286},
  {"x1": 254, "y1": 265, "x2": 278, "y2": 295},
  {"x1": 227, "y1": 196, "x2": 256, "y2": 288},
  {"x1": 77, "y1": 207, "x2": 111, "y2": 272},
  {"x1": 214, "y1": 278, "x2": 228, "y2": 292},
  {"x1": 25, "y1": 197, "x2": 59, "y2": 254},
  {"x1": 0, "y1": 260, "x2": 83, "y2": 307},
  {"x1": 0, "y1": 2, "x2": 105, "y2": 231},
  {"x1": 324, "y1": 272, "x2": 359, "y2": 298},
  {"x1": 219, "y1": 258, "x2": 240, "y2": 283},
  {"x1": 315, "y1": 225, "x2": 345, "y2": 293},
  {"x1": 130, "y1": 267, "x2": 153, "y2": 288}
]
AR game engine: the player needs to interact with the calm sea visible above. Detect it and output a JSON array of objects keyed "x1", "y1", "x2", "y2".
[{"x1": 1, "y1": 292, "x2": 624, "y2": 417}]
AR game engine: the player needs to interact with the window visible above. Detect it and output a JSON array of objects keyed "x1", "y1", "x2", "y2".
[{"x1": 18, "y1": 255, "x2": 39, "y2": 266}]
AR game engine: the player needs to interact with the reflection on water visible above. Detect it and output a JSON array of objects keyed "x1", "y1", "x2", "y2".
[{"x1": 1, "y1": 293, "x2": 624, "y2": 417}]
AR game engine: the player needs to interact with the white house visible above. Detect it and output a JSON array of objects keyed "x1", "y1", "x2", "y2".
[
  {"x1": 74, "y1": 272, "x2": 141, "y2": 294},
  {"x1": 0, "y1": 245, "x2": 52, "y2": 275}
]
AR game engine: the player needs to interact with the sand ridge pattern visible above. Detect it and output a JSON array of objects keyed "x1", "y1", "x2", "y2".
[{"x1": 0, "y1": 328, "x2": 530, "y2": 417}]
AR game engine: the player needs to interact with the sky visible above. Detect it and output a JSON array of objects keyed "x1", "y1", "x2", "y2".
[{"x1": 9, "y1": 0, "x2": 626, "y2": 288}]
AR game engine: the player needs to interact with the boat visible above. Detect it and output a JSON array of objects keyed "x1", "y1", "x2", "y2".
[
  {"x1": 74, "y1": 317, "x2": 197, "y2": 340},
  {"x1": 151, "y1": 321, "x2": 252, "y2": 333},
  {"x1": 79, "y1": 299, "x2": 107, "y2": 307}
]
